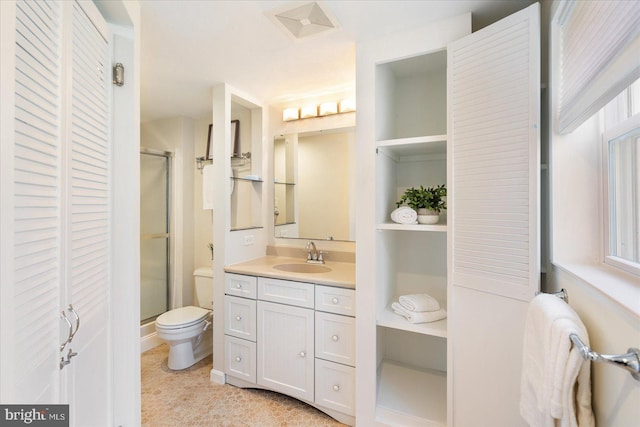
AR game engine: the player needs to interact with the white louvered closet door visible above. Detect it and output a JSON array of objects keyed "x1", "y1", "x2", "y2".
[
  {"x1": 64, "y1": 1, "x2": 111, "y2": 424},
  {"x1": 447, "y1": 4, "x2": 539, "y2": 425},
  {"x1": 9, "y1": 0, "x2": 64, "y2": 403},
  {"x1": 1, "y1": 0, "x2": 111, "y2": 421}
]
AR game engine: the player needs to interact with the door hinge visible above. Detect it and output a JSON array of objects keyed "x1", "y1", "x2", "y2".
[{"x1": 113, "y1": 63, "x2": 124, "y2": 86}]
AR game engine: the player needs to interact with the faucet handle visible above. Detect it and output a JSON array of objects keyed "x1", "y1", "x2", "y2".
[{"x1": 318, "y1": 251, "x2": 328, "y2": 263}]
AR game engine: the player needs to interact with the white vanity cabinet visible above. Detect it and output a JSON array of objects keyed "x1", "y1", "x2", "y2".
[
  {"x1": 224, "y1": 272, "x2": 356, "y2": 425},
  {"x1": 257, "y1": 300, "x2": 314, "y2": 401},
  {"x1": 224, "y1": 274, "x2": 258, "y2": 383}
]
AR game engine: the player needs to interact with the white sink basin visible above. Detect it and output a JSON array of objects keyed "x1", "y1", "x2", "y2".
[{"x1": 272, "y1": 263, "x2": 332, "y2": 274}]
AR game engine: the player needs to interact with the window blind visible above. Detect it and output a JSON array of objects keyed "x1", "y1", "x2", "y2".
[{"x1": 556, "y1": 0, "x2": 640, "y2": 134}]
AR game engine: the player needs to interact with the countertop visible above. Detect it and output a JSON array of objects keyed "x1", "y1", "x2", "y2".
[{"x1": 224, "y1": 255, "x2": 356, "y2": 289}]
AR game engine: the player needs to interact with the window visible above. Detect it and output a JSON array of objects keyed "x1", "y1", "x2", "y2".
[{"x1": 602, "y1": 80, "x2": 640, "y2": 275}]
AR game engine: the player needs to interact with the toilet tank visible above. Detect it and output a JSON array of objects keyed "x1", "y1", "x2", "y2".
[{"x1": 193, "y1": 267, "x2": 213, "y2": 310}]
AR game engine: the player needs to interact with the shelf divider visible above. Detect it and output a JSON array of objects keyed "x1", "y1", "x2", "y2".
[
  {"x1": 377, "y1": 305, "x2": 447, "y2": 338},
  {"x1": 376, "y1": 221, "x2": 447, "y2": 232}
]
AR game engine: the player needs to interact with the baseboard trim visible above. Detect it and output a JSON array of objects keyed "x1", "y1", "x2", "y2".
[
  {"x1": 141, "y1": 331, "x2": 163, "y2": 353},
  {"x1": 210, "y1": 369, "x2": 226, "y2": 385}
]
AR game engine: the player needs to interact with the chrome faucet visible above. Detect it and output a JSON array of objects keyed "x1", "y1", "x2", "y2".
[{"x1": 305, "y1": 241, "x2": 325, "y2": 264}]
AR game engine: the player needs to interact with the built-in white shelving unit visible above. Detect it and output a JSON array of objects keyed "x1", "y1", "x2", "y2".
[
  {"x1": 357, "y1": 6, "x2": 540, "y2": 425},
  {"x1": 372, "y1": 47, "x2": 450, "y2": 426}
]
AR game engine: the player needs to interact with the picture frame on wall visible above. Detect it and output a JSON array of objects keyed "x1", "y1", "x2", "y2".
[
  {"x1": 230, "y1": 119, "x2": 240, "y2": 158},
  {"x1": 205, "y1": 120, "x2": 240, "y2": 160},
  {"x1": 206, "y1": 124, "x2": 213, "y2": 160}
]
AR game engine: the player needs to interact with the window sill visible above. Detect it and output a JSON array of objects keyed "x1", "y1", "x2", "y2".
[{"x1": 552, "y1": 261, "x2": 640, "y2": 319}]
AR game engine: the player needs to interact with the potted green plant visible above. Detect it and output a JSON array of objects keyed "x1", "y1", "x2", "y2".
[{"x1": 396, "y1": 184, "x2": 447, "y2": 224}]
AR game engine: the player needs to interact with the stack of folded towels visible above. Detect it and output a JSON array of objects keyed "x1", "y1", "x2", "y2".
[
  {"x1": 390, "y1": 206, "x2": 417, "y2": 224},
  {"x1": 392, "y1": 293, "x2": 447, "y2": 324}
]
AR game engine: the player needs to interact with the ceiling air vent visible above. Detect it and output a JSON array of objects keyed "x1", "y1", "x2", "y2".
[{"x1": 270, "y1": 2, "x2": 338, "y2": 40}]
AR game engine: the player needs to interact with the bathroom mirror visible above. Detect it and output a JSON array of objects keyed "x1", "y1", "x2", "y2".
[{"x1": 274, "y1": 127, "x2": 355, "y2": 242}]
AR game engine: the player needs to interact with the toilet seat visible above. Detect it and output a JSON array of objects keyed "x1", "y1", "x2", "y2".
[{"x1": 156, "y1": 306, "x2": 210, "y2": 330}]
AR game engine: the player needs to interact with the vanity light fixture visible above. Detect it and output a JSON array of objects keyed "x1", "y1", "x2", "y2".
[
  {"x1": 283, "y1": 107, "x2": 299, "y2": 121},
  {"x1": 300, "y1": 104, "x2": 318, "y2": 119},
  {"x1": 339, "y1": 99, "x2": 356, "y2": 113},
  {"x1": 282, "y1": 98, "x2": 356, "y2": 122},
  {"x1": 319, "y1": 101, "x2": 338, "y2": 116}
]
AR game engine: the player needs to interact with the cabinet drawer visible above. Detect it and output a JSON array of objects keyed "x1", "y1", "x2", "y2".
[
  {"x1": 315, "y1": 359, "x2": 355, "y2": 416},
  {"x1": 224, "y1": 296, "x2": 256, "y2": 341},
  {"x1": 315, "y1": 285, "x2": 355, "y2": 316},
  {"x1": 315, "y1": 312, "x2": 355, "y2": 367},
  {"x1": 225, "y1": 335, "x2": 256, "y2": 384},
  {"x1": 225, "y1": 273, "x2": 257, "y2": 299},
  {"x1": 258, "y1": 277, "x2": 314, "y2": 308}
]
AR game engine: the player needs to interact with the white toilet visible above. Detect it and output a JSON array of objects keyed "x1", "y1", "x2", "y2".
[{"x1": 155, "y1": 267, "x2": 213, "y2": 370}]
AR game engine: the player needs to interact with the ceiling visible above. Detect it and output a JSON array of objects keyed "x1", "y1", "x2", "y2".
[{"x1": 140, "y1": 0, "x2": 535, "y2": 122}]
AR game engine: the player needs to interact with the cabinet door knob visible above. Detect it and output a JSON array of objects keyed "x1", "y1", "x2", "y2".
[
  {"x1": 333, "y1": 385, "x2": 340, "y2": 392},
  {"x1": 299, "y1": 351, "x2": 306, "y2": 358},
  {"x1": 235, "y1": 315, "x2": 242, "y2": 321},
  {"x1": 236, "y1": 283, "x2": 242, "y2": 289},
  {"x1": 332, "y1": 335, "x2": 339, "y2": 342},
  {"x1": 235, "y1": 356, "x2": 242, "y2": 362},
  {"x1": 332, "y1": 297, "x2": 339, "y2": 304}
]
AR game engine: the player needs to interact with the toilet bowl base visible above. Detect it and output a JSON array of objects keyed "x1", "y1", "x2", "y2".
[{"x1": 166, "y1": 329, "x2": 213, "y2": 370}]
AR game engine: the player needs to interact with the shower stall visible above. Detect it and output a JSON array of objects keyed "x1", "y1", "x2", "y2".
[{"x1": 140, "y1": 148, "x2": 172, "y2": 324}]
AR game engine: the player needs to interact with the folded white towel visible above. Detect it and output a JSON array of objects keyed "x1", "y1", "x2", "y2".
[
  {"x1": 392, "y1": 302, "x2": 447, "y2": 324},
  {"x1": 390, "y1": 206, "x2": 417, "y2": 224},
  {"x1": 399, "y1": 293, "x2": 440, "y2": 312},
  {"x1": 520, "y1": 294, "x2": 594, "y2": 427}
]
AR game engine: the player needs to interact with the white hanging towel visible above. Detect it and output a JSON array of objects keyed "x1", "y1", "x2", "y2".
[
  {"x1": 399, "y1": 293, "x2": 441, "y2": 312},
  {"x1": 520, "y1": 294, "x2": 594, "y2": 427},
  {"x1": 390, "y1": 206, "x2": 417, "y2": 224},
  {"x1": 202, "y1": 164, "x2": 214, "y2": 210}
]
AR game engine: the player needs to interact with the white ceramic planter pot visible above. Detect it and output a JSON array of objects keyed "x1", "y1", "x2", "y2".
[{"x1": 417, "y1": 208, "x2": 439, "y2": 224}]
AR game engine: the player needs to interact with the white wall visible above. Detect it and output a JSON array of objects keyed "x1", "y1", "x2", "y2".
[
  {"x1": 141, "y1": 117, "x2": 195, "y2": 307},
  {"x1": 193, "y1": 116, "x2": 214, "y2": 269}
]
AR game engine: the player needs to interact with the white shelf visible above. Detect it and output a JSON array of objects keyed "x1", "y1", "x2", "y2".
[
  {"x1": 376, "y1": 135, "x2": 447, "y2": 158},
  {"x1": 376, "y1": 360, "x2": 447, "y2": 427},
  {"x1": 376, "y1": 221, "x2": 447, "y2": 232},
  {"x1": 377, "y1": 305, "x2": 447, "y2": 338}
]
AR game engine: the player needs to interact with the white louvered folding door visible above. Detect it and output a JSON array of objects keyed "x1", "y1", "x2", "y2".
[
  {"x1": 1, "y1": 1, "x2": 112, "y2": 423},
  {"x1": 447, "y1": 4, "x2": 539, "y2": 425},
  {"x1": 64, "y1": 2, "x2": 111, "y2": 423},
  {"x1": 7, "y1": 0, "x2": 64, "y2": 403}
]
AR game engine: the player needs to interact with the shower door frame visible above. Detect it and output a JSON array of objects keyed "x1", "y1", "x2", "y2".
[{"x1": 140, "y1": 147, "x2": 173, "y2": 323}]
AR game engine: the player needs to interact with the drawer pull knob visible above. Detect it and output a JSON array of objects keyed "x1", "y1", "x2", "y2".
[
  {"x1": 299, "y1": 351, "x2": 306, "y2": 358},
  {"x1": 332, "y1": 335, "x2": 339, "y2": 342},
  {"x1": 333, "y1": 385, "x2": 340, "y2": 392},
  {"x1": 236, "y1": 283, "x2": 242, "y2": 289},
  {"x1": 235, "y1": 356, "x2": 242, "y2": 362},
  {"x1": 235, "y1": 315, "x2": 242, "y2": 321},
  {"x1": 332, "y1": 298, "x2": 339, "y2": 304}
]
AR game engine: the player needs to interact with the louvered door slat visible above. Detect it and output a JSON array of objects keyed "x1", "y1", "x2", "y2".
[{"x1": 450, "y1": 7, "x2": 539, "y2": 301}]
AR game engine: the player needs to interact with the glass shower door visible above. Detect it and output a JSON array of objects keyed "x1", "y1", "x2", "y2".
[{"x1": 140, "y1": 149, "x2": 171, "y2": 323}]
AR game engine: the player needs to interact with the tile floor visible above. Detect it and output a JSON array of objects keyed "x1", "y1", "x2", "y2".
[{"x1": 142, "y1": 344, "x2": 346, "y2": 426}]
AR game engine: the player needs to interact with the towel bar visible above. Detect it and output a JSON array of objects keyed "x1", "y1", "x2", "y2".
[
  {"x1": 569, "y1": 334, "x2": 640, "y2": 381},
  {"x1": 536, "y1": 288, "x2": 568, "y2": 302}
]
